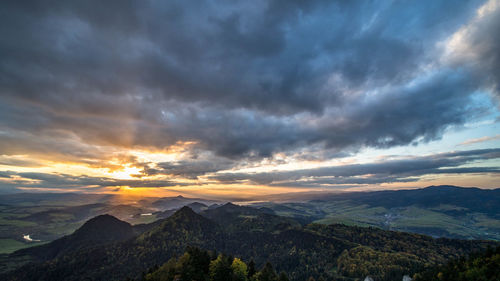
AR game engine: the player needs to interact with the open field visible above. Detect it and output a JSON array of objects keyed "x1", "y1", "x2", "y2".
[{"x1": 254, "y1": 190, "x2": 500, "y2": 241}]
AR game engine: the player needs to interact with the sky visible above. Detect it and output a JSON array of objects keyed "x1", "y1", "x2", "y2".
[{"x1": 0, "y1": 0, "x2": 499, "y2": 199}]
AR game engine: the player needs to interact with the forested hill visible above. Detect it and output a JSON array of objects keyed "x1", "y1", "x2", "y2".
[
  {"x1": 413, "y1": 245, "x2": 500, "y2": 280},
  {"x1": 1, "y1": 204, "x2": 498, "y2": 281},
  {"x1": 13, "y1": 214, "x2": 137, "y2": 261}
]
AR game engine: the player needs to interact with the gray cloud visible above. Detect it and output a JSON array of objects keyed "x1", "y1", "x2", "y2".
[
  {"x1": 210, "y1": 148, "x2": 500, "y2": 186},
  {"x1": 0, "y1": 156, "x2": 42, "y2": 167},
  {"x1": 0, "y1": 0, "x2": 497, "y2": 164},
  {"x1": 143, "y1": 159, "x2": 235, "y2": 179}
]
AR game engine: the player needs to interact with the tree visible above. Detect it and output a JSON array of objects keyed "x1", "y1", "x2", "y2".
[
  {"x1": 231, "y1": 258, "x2": 248, "y2": 281},
  {"x1": 278, "y1": 272, "x2": 289, "y2": 281},
  {"x1": 247, "y1": 260, "x2": 256, "y2": 279},
  {"x1": 144, "y1": 257, "x2": 176, "y2": 281},
  {"x1": 185, "y1": 246, "x2": 212, "y2": 280},
  {"x1": 255, "y1": 262, "x2": 278, "y2": 281},
  {"x1": 210, "y1": 254, "x2": 233, "y2": 281}
]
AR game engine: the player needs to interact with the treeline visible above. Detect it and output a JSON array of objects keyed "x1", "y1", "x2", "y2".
[
  {"x1": 336, "y1": 246, "x2": 423, "y2": 281},
  {"x1": 413, "y1": 246, "x2": 500, "y2": 281},
  {"x1": 141, "y1": 246, "x2": 290, "y2": 281}
]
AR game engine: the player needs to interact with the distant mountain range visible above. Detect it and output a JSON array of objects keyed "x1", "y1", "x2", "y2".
[
  {"x1": 312, "y1": 185, "x2": 500, "y2": 215},
  {"x1": 252, "y1": 185, "x2": 500, "y2": 240},
  {"x1": 1, "y1": 201, "x2": 498, "y2": 281},
  {"x1": 0, "y1": 185, "x2": 499, "y2": 257}
]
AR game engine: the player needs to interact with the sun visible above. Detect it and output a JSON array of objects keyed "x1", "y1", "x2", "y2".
[{"x1": 108, "y1": 166, "x2": 143, "y2": 180}]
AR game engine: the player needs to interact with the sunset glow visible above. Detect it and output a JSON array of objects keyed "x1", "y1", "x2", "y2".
[{"x1": 0, "y1": 0, "x2": 499, "y2": 199}]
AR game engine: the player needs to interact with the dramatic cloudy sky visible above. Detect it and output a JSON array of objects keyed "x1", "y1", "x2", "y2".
[{"x1": 0, "y1": 0, "x2": 499, "y2": 198}]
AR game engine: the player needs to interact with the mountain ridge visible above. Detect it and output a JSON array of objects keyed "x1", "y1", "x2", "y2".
[{"x1": 2, "y1": 204, "x2": 498, "y2": 281}]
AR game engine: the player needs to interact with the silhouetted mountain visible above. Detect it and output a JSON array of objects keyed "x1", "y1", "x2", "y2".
[
  {"x1": 208, "y1": 203, "x2": 221, "y2": 209},
  {"x1": 203, "y1": 202, "x2": 259, "y2": 216},
  {"x1": 73, "y1": 214, "x2": 136, "y2": 240},
  {"x1": 150, "y1": 196, "x2": 218, "y2": 211},
  {"x1": 141, "y1": 206, "x2": 218, "y2": 241},
  {"x1": 186, "y1": 202, "x2": 208, "y2": 213},
  {"x1": 14, "y1": 214, "x2": 135, "y2": 261},
  {"x1": 146, "y1": 202, "x2": 208, "y2": 221}
]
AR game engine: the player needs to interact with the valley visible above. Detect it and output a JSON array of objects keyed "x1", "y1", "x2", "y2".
[
  {"x1": 0, "y1": 185, "x2": 499, "y2": 280},
  {"x1": 4, "y1": 185, "x2": 498, "y2": 256}
]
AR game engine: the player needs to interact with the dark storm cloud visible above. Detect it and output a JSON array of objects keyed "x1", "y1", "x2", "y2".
[
  {"x1": 210, "y1": 148, "x2": 500, "y2": 186},
  {"x1": 0, "y1": 0, "x2": 496, "y2": 161}
]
